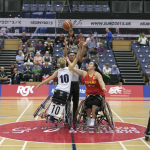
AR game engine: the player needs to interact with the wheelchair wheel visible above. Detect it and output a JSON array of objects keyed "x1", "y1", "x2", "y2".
[
  {"x1": 33, "y1": 95, "x2": 51, "y2": 118},
  {"x1": 73, "y1": 100, "x2": 86, "y2": 129},
  {"x1": 67, "y1": 101, "x2": 72, "y2": 129},
  {"x1": 103, "y1": 101, "x2": 115, "y2": 130}
]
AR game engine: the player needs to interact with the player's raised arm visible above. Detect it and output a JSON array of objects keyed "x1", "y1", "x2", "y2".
[
  {"x1": 63, "y1": 39, "x2": 68, "y2": 57},
  {"x1": 35, "y1": 71, "x2": 58, "y2": 90}
]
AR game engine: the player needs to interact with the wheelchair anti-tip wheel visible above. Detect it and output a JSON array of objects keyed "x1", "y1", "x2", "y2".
[{"x1": 33, "y1": 95, "x2": 51, "y2": 118}]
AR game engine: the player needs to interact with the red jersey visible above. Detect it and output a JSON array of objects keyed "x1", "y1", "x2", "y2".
[{"x1": 84, "y1": 72, "x2": 105, "y2": 97}]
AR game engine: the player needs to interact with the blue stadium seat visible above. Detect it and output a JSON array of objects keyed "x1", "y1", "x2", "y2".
[
  {"x1": 105, "y1": 53, "x2": 114, "y2": 58},
  {"x1": 53, "y1": 53, "x2": 61, "y2": 58},
  {"x1": 94, "y1": 5, "x2": 101, "y2": 12},
  {"x1": 99, "y1": 59, "x2": 106, "y2": 63},
  {"x1": 31, "y1": 4, "x2": 37, "y2": 11},
  {"x1": 46, "y1": 4, "x2": 53, "y2": 11},
  {"x1": 72, "y1": 5, "x2": 77, "y2": 12},
  {"x1": 136, "y1": 53, "x2": 143, "y2": 58},
  {"x1": 90, "y1": 59, "x2": 98, "y2": 63},
  {"x1": 99, "y1": 54, "x2": 105, "y2": 59},
  {"x1": 99, "y1": 62, "x2": 106, "y2": 68},
  {"x1": 15, "y1": 65, "x2": 24, "y2": 73},
  {"x1": 105, "y1": 50, "x2": 113, "y2": 53},
  {"x1": 132, "y1": 45, "x2": 140, "y2": 49},
  {"x1": 131, "y1": 41, "x2": 138, "y2": 45},
  {"x1": 54, "y1": 49, "x2": 62, "y2": 54},
  {"x1": 143, "y1": 49, "x2": 150, "y2": 54},
  {"x1": 54, "y1": 44, "x2": 61, "y2": 48},
  {"x1": 86, "y1": 5, "x2": 94, "y2": 12},
  {"x1": 38, "y1": 4, "x2": 45, "y2": 11},
  {"x1": 22, "y1": 4, "x2": 30, "y2": 11},
  {"x1": 138, "y1": 57, "x2": 145, "y2": 63},
  {"x1": 107, "y1": 59, "x2": 116, "y2": 63},
  {"x1": 29, "y1": 64, "x2": 34, "y2": 70},
  {"x1": 55, "y1": 5, "x2": 62, "y2": 12},
  {"x1": 102, "y1": 5, "x2": 109, "y2": 12},
  {"x1": 79, "y1": 5, "x2": 86, "y2": 12}
]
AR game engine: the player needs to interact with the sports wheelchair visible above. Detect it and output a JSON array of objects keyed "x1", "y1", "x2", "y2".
[
  {"x1": 73, "y1": 96, "x2": 115, "y2": 131},
  {"x1": 33, "y1": 89, "x2": 72, "y2": 129}
]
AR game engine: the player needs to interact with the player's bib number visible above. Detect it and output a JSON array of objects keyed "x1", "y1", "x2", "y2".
[{"x1": 48, "y1": 102, "x2": 65, "y2": 118}]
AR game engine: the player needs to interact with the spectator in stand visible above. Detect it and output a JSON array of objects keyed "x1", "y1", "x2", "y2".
[
  {"x1": 111, "y1": 65, "x2": 120, "y2": 75},
  {"x1": 83, "y1": 48, "x2": 89, "y2": 63},
  {"x1": 145, "y1": 64, "x2": 150, "y2": 84},
  {"x1": 20, "y1": 32, "x2": 28, "y2": 45},
  {"x1": 10, "y1": 63, "x2": 17, "y2": 75},
  {"x1": 70, "y1": 42, "x2": 78, "y2": 53},
  {"x1": 77, "y1": 33, "x2": 85, "y2": 41},
  {"x1": 43, "y1": 51, "x2": 52, "y2": 65},
  {"x1": 89, "y1": 48, "x2": 98, "y2": 60},
  {"x1": 32, "y1": 62, "x2": 42, "y2": 82},
  {"x1": 17, "y1": 42, "x2": 26, "y2": 55},
  {"x1": 86, "y1": 34, "x2": 92, "y2": 42},
  {"x1": 96, "y1": 38, "x2": 103, "y2": 47},
  {"x1": 0, "y1": 66, "x2": 8, "y2": 84},
  {"x1": 35, "y1": 41, "x2": 44, "y2": 54},
  {"x1": 24, "y1": 50, "x2": 34, "y2": 65},
  {"x1": 53, "y1": 55, "x2": 59, "y2": 70},
  {"x1": 27, "y1": 42, "x2": 35, "y2": 54},
  {"x1": 42, "y1": 62, "x2": 51, "y2": 76},
  {"x1": 88, "y1": 37, "x2": 96, "y2": 50},
  {"x1": 44, "y1": 42, "x2": 53, "y2": 55},
  {"x1": 97, "y1": 44, "x2": 104, "y2": 55},
  {"x1": 103, "y1": 63, "x2": 111, "y2": 75},
  {"x1": 11, "y1": 68, "x2": 22, "y2": 84},
  {"x1": 68, "y1": 29, "x2": 75, "y2": 45},
  {"x1": 105, "y1": 28, "x2": 112, "y2": 50},
  {"x1": 23, "y1": 62, "x2": 32, "y2": 82},
  {"x1": 16, "y1": 50, "x2": 24, "y2": 64},
  {"x1": 34, "y1": 52, "x2": 43, "y2": 65},
  {"x1": 44, "y1": 37, "x2": 54, "y2": 46},
  {"x1": 55, "y1": 33, "x2": 64, "y2": 44},
  {"x1": 138, "y1": 33, "x2": 148, "y2": 46}
]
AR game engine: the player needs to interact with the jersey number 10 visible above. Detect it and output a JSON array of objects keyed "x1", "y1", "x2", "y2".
[{"x1": 60, "y1": 74, "x2": 69, "y2": 83}]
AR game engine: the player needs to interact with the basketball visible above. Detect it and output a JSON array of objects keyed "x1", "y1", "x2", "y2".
[{"x1": 62, "y1": 20, "x2": 73, "y2": 31}]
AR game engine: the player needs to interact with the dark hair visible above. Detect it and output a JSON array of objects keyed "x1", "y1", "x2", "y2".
[{"x1": 93, "y1": 62, "x2": 104, "y2": 80}]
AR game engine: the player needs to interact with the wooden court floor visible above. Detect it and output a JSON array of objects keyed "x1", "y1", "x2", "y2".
[{"x1": 0, "y1": 97, "x2": 150, "y2": 150}]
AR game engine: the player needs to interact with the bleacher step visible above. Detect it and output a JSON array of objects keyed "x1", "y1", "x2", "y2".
[
  {"x1": 122, "y1": 76, "x2": 143, "y2": 79},
  {"x1": 119, "y1": 67, "x2": 138, "y2": 70},
  {"x1": 120, "y1": 70, "x2": 140, "y2": 73},
  {"x1": 123, "y1": 81, "x2": 145, "y2": 85}
]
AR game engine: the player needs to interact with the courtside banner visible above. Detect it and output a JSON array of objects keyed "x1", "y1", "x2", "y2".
[
  {"x1": 57, "y1": 19, "x2": 150, "y2": 28},
  {"x1": 1, "y1": 85, "x2": 49, "y2": 97},
  {"x1": 106, "y1": 85, "x2": 143, "y2": 97},
  {"x1": 143, "y1": 85, "x2": 150, "y2": 97},
  {"x1": 49, "y1": 85, "x2": 57, "y2": 96}
]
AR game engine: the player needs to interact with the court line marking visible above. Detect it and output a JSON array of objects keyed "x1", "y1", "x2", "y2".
[
  {"x1": 0, "y1": 145, "x2": 23, "y2": 146},
  {"x1": 111, "y1": 109, "x2": 124, "y2": 122},
  {"x1": 22, "y1": 141, "x2": 27, "y2": 150},
  {"x1": 0, "y1": 138, "x2": 5, "y2": 146},
  {"x1": 16, "y1": 102, "x2": 32, "y2": 122},
  {"x1": 140, "y1": 138, "x2": 150, "y2": 148},
  {"x1": 119, "y1": 142, "x2": 127, "y2": 150}
]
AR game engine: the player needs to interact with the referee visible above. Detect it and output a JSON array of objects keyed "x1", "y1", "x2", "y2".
[{"x1": 67, "y1": 42, "x2": 87, "y2": 118}]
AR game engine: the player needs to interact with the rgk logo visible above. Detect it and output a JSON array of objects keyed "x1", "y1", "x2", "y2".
[{"x1": 17, "y1": 86, "x2": 35, "y2": 96}]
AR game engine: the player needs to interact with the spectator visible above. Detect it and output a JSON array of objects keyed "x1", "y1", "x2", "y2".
[
  {"x1": 77, "y1": 33, "x2": 85, "y2": 41},
  {"x1": 83, "y1": 49, "x2": 89, "y2": 64},
  {"x1": 44, "y1": 42, "x2": 53, "y2": 55},
  {"x1": 55, "y1": 33, "x2": 64, "y2": 44},
  {"x1": 68, "y1": 0, "x2": 73, "y2": 12},
  {"x1": 34, "y1": 52, "x2": 43, "y2": 65},
  {"x1": 97, "y1": 44, "x2": 104, "y2": 55},
  {"x1": 43, "y1": 51, "x2": 52, "y2": 65},
  {"x1": 86, "y1": 34, "x2": 92, "y2": 42},
  {"x1": 88, "y1": 37, "x2": 96, "y2": 50},
  {"x1": 17, "y1": 42, "x2": 26, "y2": 55},
  {"x1": 24, "y1": 50, "x2": 34, "y2": 65},
  {"x1": 20, "y1": 32, "x2": 28, "y2": 45},
  {"x1": 23, "y1": 62, "x2": 32, "y2": 82},
  {"x1": 105, "y1": 28, "x2": 112, "y2": 50},
  {"x1": 42, "y1": 62, "x2": 51, "y2": 76},
  {"x1": 44, "y1": 37, "x2": 54, "y2": 46},
  {"x1": 0, "y1": 66, "x2": 8, "y2": 84},
  {"x1": 103, "y1": 63, "x2": 111, "y2": 75},
  {"x1": 53, "y1": 55, "x2": 59, "y2": 70},
  {"x1": 111, "y1": 65, "x2": 120, "y2": 75},
  {"x1": 97, "y1": 38, "x2": 103, "y2": 47},
  {"x1": 35, "y1": 41, "x2": 44, "y2": 54},
  {"x1": 70, "y1": 42, "x2": 78, "y2": 53},
  {"x1": 11, "y1": 68, "x2": 22, "y2": 84},
  {"x1": 68, "y1": 29, "x2": 75, "y2": 45},
  {"x1": 16, "y1": 50, "x2": 24, "y2": 64},
  {"x1": 89, "y1": 48, "x2": 98, "y2": 60},
  {"x1": 10, "y1": 63, "x2": 17, "y2": 75},
  {"x1": 145, "y1": 64, "x2": 150, "y2": 84},
  {"x1": 138, "y1": 33, "x2": 148, "y2": 46},
  {"x1": 27, "y1": 42, "x2": 35, "y2": 54},
  {"x1": 32, "y1": 62, "x2": 42, "y2": 82}
]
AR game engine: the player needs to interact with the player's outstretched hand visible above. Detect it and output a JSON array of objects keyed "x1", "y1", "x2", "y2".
[
  {"x1": 102, "y1": 88, "x2": 107, "y2": 93},
  {"x1": 83, "y1": 41, "x2": 88, "y2": 47},
  {"x1": 78, "y1": 40, "x2": 83, "y2": 48}
]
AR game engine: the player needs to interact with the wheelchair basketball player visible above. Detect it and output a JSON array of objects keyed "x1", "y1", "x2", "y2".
[
  {"x1": 65, "y1": 60, "x2": 107, "y2": 126},
  {"x1": 35, "y1": 41, "x2": 88, "y2": 122}
]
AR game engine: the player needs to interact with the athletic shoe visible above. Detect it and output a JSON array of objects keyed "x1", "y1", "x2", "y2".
[
  {"x1": 87, "y1": 117, "x2": 91, "y2": 126},
  {"x1": 89, "y1": 118, "x2": 95, "y2": 126},
  {"x1": 49, "y1": 116, "x2": 55, "y2": 123}
]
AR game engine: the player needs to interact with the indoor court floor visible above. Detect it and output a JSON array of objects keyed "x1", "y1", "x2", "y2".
[{"x1": 0, "y1": 97, "x2": 150, "y2": 150}]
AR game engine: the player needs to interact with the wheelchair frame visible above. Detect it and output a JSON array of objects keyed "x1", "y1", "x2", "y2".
[
  {"x1": 33, "y1": 95, "x2": 72, "y2": 129},
  {"x1": 73, "y1": 99, "x2": 115, "y2": 130}
]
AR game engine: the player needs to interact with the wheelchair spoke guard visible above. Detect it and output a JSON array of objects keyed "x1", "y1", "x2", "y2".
[{"x1": 33, "y1": 95, "x2": 51, "y2": 118}]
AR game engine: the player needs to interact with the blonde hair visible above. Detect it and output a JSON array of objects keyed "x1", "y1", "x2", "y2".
[{"x1": 57, "y1": 58, "x2": 65, "y2": 68}]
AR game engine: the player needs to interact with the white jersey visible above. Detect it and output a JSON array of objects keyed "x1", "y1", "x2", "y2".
[{"x1": 56, "y1": 67, "x2": 72, "y2": 93}]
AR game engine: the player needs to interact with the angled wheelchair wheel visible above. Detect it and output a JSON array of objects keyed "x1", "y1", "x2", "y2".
[
  {"x1": 33, "y1": 95, "x2": 51, "y2": 118},
  {"x1": 73, "y1": 100, "x2": 86, "y2": 129},
  {"x1": 103, "y1": 101, "x2": 115, "y2": 130}
]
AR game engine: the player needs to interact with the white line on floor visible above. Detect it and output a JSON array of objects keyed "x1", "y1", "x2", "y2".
[
  {"x1": 0, "y1": 138, "x2": 5, "y2": 146},
  {"x1": 22, "y1": 141, "x2": 27, "y2": 150},
  {"x1": 119, "y1": 142, "x2": 127, "y2": 150},
  {"x1": 111, "y1": 109, "x2": 124, "y2": 122},
  {"x1": 0, "y1": 145, "x2": 23, "y2": 146},
  {"x1": 140, "y1": 138, "x2": 150, "y2": 149}
]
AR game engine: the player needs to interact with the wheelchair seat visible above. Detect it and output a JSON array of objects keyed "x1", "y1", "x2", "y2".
[{"x1": 52, "y1": 98, "x2": 67, "y2": 105}]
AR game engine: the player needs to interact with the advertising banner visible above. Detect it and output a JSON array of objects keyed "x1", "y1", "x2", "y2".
[
  {"x1": 143, "y1": 85, "x2": 150, "y2": 97},
  {"x1": 1, "y1": 85, "x2": 49, "y2": 97}
]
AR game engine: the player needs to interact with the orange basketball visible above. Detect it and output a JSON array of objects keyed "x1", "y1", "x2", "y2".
[{"x1": 62, "y1": 20, "x2": 73, "y2": 31}]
